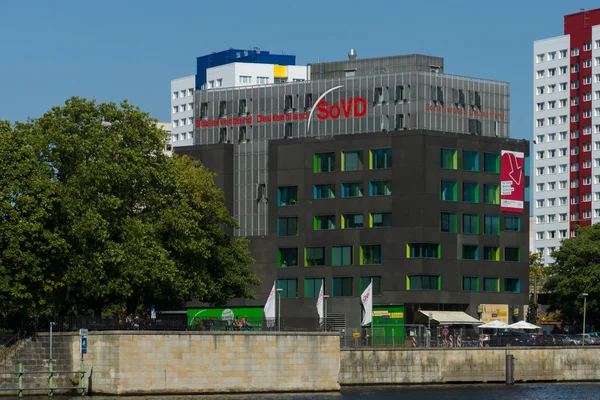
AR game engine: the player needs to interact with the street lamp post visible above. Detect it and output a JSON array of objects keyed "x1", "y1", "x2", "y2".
[
  {"x1": 49, "y1": 322, "x2": 56, "y2": 362},
  {"x1": 276, "y1": 288, "x2": 283, "y2": 331},
  {"x1": 583, "y1": 293, "x2": 589, "y2": 346},
  {"x1": 323, "y1": 295, "x2": 330, "y2": 331}
]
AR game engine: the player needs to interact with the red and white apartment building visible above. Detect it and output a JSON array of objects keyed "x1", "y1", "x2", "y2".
[{"x1": 533, "y1": 9, "x2": 600, "y2": 264}]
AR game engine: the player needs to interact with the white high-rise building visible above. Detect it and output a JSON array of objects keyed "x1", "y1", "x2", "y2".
[
  {"x1": 170, "y1": 75, "x2": 195, "y2": 147},
  {"x1": 533, "y1": 8, "x2": 600, "y2": 264}
]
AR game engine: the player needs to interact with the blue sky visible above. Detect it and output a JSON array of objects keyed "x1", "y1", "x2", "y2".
[{"x1": 1, "y1": 1, "x2": 599, "y2": 141}]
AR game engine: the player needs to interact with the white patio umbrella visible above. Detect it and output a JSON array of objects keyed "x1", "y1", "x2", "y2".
[
  {"x1": 508, "y1": 320, "x2": 541, "y2": 330},
  {"x1": 477, "y1": 320, "x2": 510, "y2": 329}
]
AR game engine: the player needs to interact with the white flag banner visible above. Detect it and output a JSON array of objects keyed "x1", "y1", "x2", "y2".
[
  {"x1": 316, "y1": 282, "x2": 324, "y2": 320},
  {"x1": 360, "y1": 281, "x2": 373, "y2": 326},
  {"x1": 264, "y1": 281, "x2": 276, "y2": 327}
]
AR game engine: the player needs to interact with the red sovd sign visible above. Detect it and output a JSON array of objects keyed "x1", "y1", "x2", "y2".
[{"x1": 500, "y1": 150, "x2": 525, "y2": 213}]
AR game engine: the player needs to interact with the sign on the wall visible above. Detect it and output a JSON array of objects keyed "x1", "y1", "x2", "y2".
[
  {"x1": 481, "y1": 304, "x2": 509, "y2": 324},
  {"x1": 500, "y1": 150, "x2": 524, "y2": 213}
]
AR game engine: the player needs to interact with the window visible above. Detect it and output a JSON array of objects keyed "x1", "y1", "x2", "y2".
[
  {"x1": 463, "y1": 151, "x2": 479, "y2": 171},
  {"x1": 314, "y1": 152, "x2": 335, "y2": 173},
  {"x1": 559, "y1": 99, "x2": 567, "y2": 108},
  {"x1": 370, "y1": 148, "x2": 392, "y2": 169},
  {"x1": 332, "y1": 246, "x2": 353, "y2": 266},
  {"x1": 549, "y1": 51, "x2": 556, "y2": 60},
  {"x1": 548, "y1": 181, "x2": 556, "y2": 190},
  {"x1": 548, "y1": 133, "x2": 556, "y2": 141},
  {"x1": 304, "y1": 278, "x2": 324, "y2": 297},
  {"x1": 572, "y1": 81, "x2": 580, "y2": 90},
  {"x1": 277, "y1": 217, "x2": 298, "y2": 237},
  {"x1": 313, "y1": 184, "x2": 335, "y2": 199},
  {"x1": 572, "y1": 179, "x2": 579, "y2": 188},
  {"x1": 536, "y1": 86, "x2": 545, "y2": 95},
  {"x1": 559, "y1": 196, "x2": 567, "y2": 205},
  {"x1": 208, "y1": 80, "x2": 214, "y2": 89},
  {"x1": 257, "y1": 76, "x2": 268, "y2": 84},
  {"x1": 440, "y1": 212, "x2": 457, "y2": 233},
  {"x1": 407, "y1": 275, "x2": 440, "y2": 290},
  {"x1": 484, "y1": 246, "x2": 500, "y2": 261},
  {"x1": 560, "y1": 213, "x2": 567, "y2": 222},
  {"x1": 504, "y1": 248, "x2": 520, "y2": 262},
  {"x1": 560, "y1": 49, "x2": 568, "y2": 58},
  {"x1": 361, "y1": 245, "x2": 382, "y2": 265},
  {"x1": 278, "y1": 248, "x2": 298, "y2": 267},
  {"x1": 596, "y1": 125, "x2": 600, "y2": 133},
  {"x1": 572, "y1": 64, "x2": 580, "y2": 73},
  {"x1": 559, "y1": 229, "x2": 567, "y2": 239},
  {"x1": 462, "y1": 245, "x2": 479, "y2": 260},
  {"x1": 463, "y1": 214, "x2": 479, "y2": 234},
  {"x1": 548, "y1": 166, "x2": 556, "y2": 174},
  {"x1": 536, "y1": 150, "x2": 545, "y2": 160},
  {"x1": 504, "y1": 216, "x2": 520, "y2": 232},
  {"x1": 341, "y1": 182, "x2": 364, "y2": 198},
  {"x1": 172, "y1": 91, "x2": 179, "y2": 99},
  {"x1": 370, "y1": 180, "x2": 391, "y2": 196},
  {"x1": 375, "y1": 87, "x2": 384, "y2": 103},
  {"x1": 596, "y1": 40, "x2": 600, "y2": 49},
  {"x1": 584, "y1": 42, "x2": 592, "y2": 51},
  {"x1": 584, "y1": 126, "x2": 592, "y2": 135},
  {"x1": 584, "y1": 92, "x2": 592, "y2": 102},
  {"x1": 596, "y1": 74, "x2": 600, "y2": 83},
  {"x1": 584, "y1": 76, "x2": 592, "y2": 86},
  {"x1": 504, "y1": 278, "x2": 520, "y2": 293},
  {"x1": 560, "y1": 82, "x2": 568, "y2": 91},
  {"x1": 200, "y1": 102, "x2": 209, "y2": 118},
  {"x1": 239, "y1": 75, "x2": 252, "y2": 84},
  {"x1": 305, "y1": 247, "x2": 325, "y2": 267},
  {"x1": 559, "y1": 66, "x2": 567, "y2": 75},
  {"x1": 360, "y1": 277, "x2": 382, "y2": 296},
  {"x1": 548, "y1": 198, "x2": 556, "y2": 207},
  {"x1": 548, "y1": 68, "x2": 556, "y2": 76},
  {"x1": 483, "y1": 278, "x2": 500, "y2": 293},
  {"x1": 215, "y1": 79, "x2": 222, "y2": 87},
  {"x1": 395, "y1": 113, "x2": 405, "y2": 129},
  {"x1": 180, "y1": 104, "x2": 187, "y2": 112},
  {"x1": 536, "y1": 167, "x2": 545, "y2": 176},
  {"x1": 548, "y1": 84, "x2": 556, "y2": 93},
  {"x1": 536, "y1": 102, "x2": 545, "y2": 111},
  {"x1": 483, "y1": 153, "x2": 500, "y2": 173},
  {"x1": 332, "y1": 277, "x2": 353, "y2": 297},
  {"x1": 484, "y1": 215, "x2": 500, "y2": 235},
  {"x1": 342, "y1": 213, "x2": 364, "y2": 229},
  {"x1": 536, "y1": 118, "x2": 545, "y2": 127},
  {"x1": 284, "y1": 95, "x2": 294, "y2": 111},
  {"x1": 572, "y1": 163, "x2": 579, "y2": 172},
  {"x1": 462, "y1": 182, "x2": 479, "y2": 203},
  {"x1": 314, "y1": 215, "x2": 335, "y2": 230},
  {"x1": 172, "y1": 105, "x2": 179, "y2": 114},
  {"x1": 536, "y1": 134, "x2": 545, "y2": 143},
  {"x1": 536, "y1": 199, "x2": 545, "y2": 208},
  {"x1": 441, "y1": 180, "x2": 457, "y2": 201},
  {"x1": 548, "y1": 116, "x2": 556, "y2": 125},
  {"x1": 536, "y1": 183, "x2": 545, "y2": 192},
  {"x1": 584, "y1": 143, "x2": 592, "y2": 152},
  {"x1": 440, "y1": 148, "x2": 457, "y2": 169},
  {"x1": 571, "y1": 196, "x2": 579, "y2": 205},
  {"x1": 342, "y1": 150, "x2": 363, "y2": 171},
  {"x1": 370, "y1": 212, "x2": 392, "y2": 228},
  {"x1": 547, "y1": 214, "x2": 556, "y2": 223},
  {"x1": 277, "y1": 279, "x2": 298, "y2": 298},
  {"x1": 536, "y1": 54, "x2": 545, "y2": 63},
  {"x1": 463, "y1": 277, "x2": 479, "y2": 292}
]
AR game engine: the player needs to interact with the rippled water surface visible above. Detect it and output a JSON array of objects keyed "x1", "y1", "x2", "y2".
[{"x1": 36, "y1": 383, "x2": 600, "y2": 400}]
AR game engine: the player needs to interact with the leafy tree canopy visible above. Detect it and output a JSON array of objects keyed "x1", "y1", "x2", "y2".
[
  {"x1": 543, "y1": 223, "x2": 600, "y2": 330},
  {"x1": 0, "y1": 98, "x2": 258, "y2": 326}
]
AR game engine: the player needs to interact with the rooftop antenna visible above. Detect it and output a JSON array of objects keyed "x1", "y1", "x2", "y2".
[
  {"x1": 253, "y1": 47, "x2": 260, "y2": 54},
  {"x1": 348, "y1": 48, "x2": 357, "y2": 60}
]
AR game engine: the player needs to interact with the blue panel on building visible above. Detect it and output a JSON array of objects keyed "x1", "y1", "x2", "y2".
[{"x1": 195, "y1": 49, "x2": 296, "y2": 89}]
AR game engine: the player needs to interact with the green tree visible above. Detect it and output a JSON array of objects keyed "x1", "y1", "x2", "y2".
[
  {"x1": 0, "y1": 98, "x2": 259, "y2": 325},
  {"x1": 543, "y1": 224, "x2": 600, "y2": 330},
  {"x1": 529, "y1": 251, "x2": 547, "y2": 304}
]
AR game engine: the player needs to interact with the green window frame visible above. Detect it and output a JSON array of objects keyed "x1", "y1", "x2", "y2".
[
  {"x1": 504, "y1": 216, "x2": 521, "y2": 232},
  {"x1": 277, "y1": 186, "x2": 298, "y2": 206},
  {"x1": 505, "y1": 247, "x2": 520, "y2": 262},
  {"x1": 440, "y1": 212, "x2": 457, "y2": 233},
  {"x1": 332, "y1": 246, "x2": 353, "y2": 266},
  {"x1": 483, "y1": 246, "x2": 500, "y2": 261},
  {"x1": 463, "y1": 214, "x2": 479, "y2": 234},
  {"x1": 360, "y1": 245, "x2": 382, "y2": 265},
  {"x1": 277, "y1": 279, "x2": 298, "y2": 298},
  {"x1": 462, "y1": 245, "x2": 479, "y2": 260},
  {"x1": 342, "y1": 150, "x2": 363, "y2": 171},
  {"x1": 483, "y1": 152, "x2": 500, "y2": 173},
  {"x1": 314, "y1": 152, "x2": 335, "y2": 173},
  {"x1": 484, "y1": 215, "x2": 500, "y2": 235},
  {"x1": 407, "y1": 275, "x2": 441, "y2": 290},
  {"x1": 304, "y1": 278, "x2": 324, "y2": 298},
  {"x1": 332, "y1": 277, "x2": 353, "y2": 297},
  {"x1": 277, "y1": 216, "x2": 298, "y2": 237},
  {"x1": 440, "y1": 148, "x2": 458, "y2": 169},
  {"x1": 463, "y1": 151, "x2": 479, "y2": 171},
  {"x1": 314, "y1": 184, "x2": 335, "y2": 199},
  {"x1": 441, "y1": 180, "x2": 458, "y2": 201},
  {"x1": 341, "y1": 182, "x2": 364, "y2": 198},
  {"x1": 360, "y1": 276, "x2": 382, "y2": 295},
  {"x1": 277, "y1": 248, "x2": 298, "y2": 267},
  {"x1": 462, "y1": 182, "x2": 479, "y2": 203},
  {"x1": 369, "y1": 212, "x2": 392, "y2": 228},
  {"x1": 462, "y1": 277, "x2": 479, "y2": 292},
  {"x1": 406, "y1": 243, "x2": 440, "y2": 258},
  {"x1": 483, "y1": 184, "x2": 500, "y2": 204},
  {"x1": 483, "y1": 277, "x2": 500, "y2": 293},
  {"x1": 504, "y1": 278, "x2": 521, "y2": 293},
  {"x1": 369, "y1": 180, "x2": 392, "y2": 196},
  {"x1": 314, "y1": 215, "x2": 335, "y2": 230},
  {"x1": 304, "y1": 247, "x2": 326, "y2": 266},
  {"x1": 370, "y1": 148, "x2": 392, "y2": 169},
  {"x1": 341, "y1": 213, "x2": 364, "y2": 229}
]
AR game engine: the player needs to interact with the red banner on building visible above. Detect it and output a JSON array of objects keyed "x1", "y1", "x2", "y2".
[{"x1": 500, "y1": 150, "x2": 525, "y2": 213}]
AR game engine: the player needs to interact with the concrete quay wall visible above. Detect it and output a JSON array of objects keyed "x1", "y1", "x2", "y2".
[
  {"x1": 340, "y1": 347, "x2": 600, "y2": 385},
  {"x1": 74, "y1": 331, "x2": 341, "y2": 395}
]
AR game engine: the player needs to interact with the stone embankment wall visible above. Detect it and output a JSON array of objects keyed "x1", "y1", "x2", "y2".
[{"x1": 340, "y1": 347, "x2": 600, "y2": 384}]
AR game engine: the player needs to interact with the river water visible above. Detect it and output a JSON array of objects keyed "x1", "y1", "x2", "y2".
[{"x1": 37, "y1": 383, "x2": 600, "y2": 399}]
